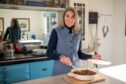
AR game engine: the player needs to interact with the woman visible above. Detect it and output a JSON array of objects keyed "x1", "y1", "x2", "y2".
[
  {"x1": 3, "y1": 18, "x2": 21, "y2": 43},
  {"x1": 46, "y1": 7, "x2": 101, "y2": 76}
]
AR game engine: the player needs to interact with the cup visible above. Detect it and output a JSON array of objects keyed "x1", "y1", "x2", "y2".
[{"x1": 31, "y1": 35, "x2": 36, "y2": 39}]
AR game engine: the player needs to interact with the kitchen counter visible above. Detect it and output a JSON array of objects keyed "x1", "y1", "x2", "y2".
[
  {"x1": 99, "y1": 64, "x2": 126, "y2": 83},
  {"x1": 19, "y1": 40, "x2": 42, "y2": 44},
  {"x1": 15, "y1": 74, "x2": 68, "y2": 84},
  {"x1": 0, "y1": 54, "x2": 48, "y2": 66},
  {"x1": 14, "y1": 74, "x2": 125, "y2": 84}
]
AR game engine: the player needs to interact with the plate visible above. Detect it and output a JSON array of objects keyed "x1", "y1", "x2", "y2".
[{"x1": 87, "y1": 59, "x2": 111, "y2": 65}]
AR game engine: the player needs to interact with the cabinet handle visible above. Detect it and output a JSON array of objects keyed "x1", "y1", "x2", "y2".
[{"x1": 41, "y1": 68, "x2": 47, "y2": 71}]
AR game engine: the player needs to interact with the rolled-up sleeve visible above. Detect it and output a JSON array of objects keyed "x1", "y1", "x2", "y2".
[
  {"x1": 78, "y1": 41, "x2": 92, "y2": 60},
  {"x1": 3, "y1": 27, "x2": 9, "y2": 41}
]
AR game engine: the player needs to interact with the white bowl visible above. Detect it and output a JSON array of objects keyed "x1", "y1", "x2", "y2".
[
  {"x1": 32, "y1": 49, "x2": 46, "y2": 56},
  {"x1": 24, "y1": 44, "x2": 39, "y2": 51},
  {"x1": 68, "y1": 68, "x2": 97, "y2": 81}
]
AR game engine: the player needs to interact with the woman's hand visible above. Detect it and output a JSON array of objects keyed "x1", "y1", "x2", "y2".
[
  {"x1": 60, "y1": 55, "x2": 72, "y2": 65},
  {"x1": 92, "y1": 54, "x2": 102, "y2": 60}
]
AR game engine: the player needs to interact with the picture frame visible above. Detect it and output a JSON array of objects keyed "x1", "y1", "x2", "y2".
[
  {"x1": 0, "y1": 18, "x2": 4, "y2": 32},
  {"x1": 5, "y1": 0, "x2": 25, "y2": 5},
  {"x1": 14, "y1": 18, "x2": 30, "y2": 31},
  {"x1": 53, "y1": 0, "x2": 60, "y2": 7},
  {"x1": 5, "y1": 0, "x2": 14, "y2": 4}
]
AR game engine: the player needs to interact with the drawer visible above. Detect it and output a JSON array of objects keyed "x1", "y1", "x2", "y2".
[
  {"x1": 0, "y1": 67, "x2": 4, "y2": 81},
  {"x1": 30, "y1": 60, "x2": 54, "y2": 79},
  {"x1": 4, "y1": 63, "x2": 29, "y2": 83}
]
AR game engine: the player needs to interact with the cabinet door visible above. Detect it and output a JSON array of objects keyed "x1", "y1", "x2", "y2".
[
  {"x1": 4, "y1": 63, "x2": 29, "y2": 83},
  {"x1": 30, "y1": 60, "x2": 54, "y2": 79},
  {"x1": 0, "y1": 67, "x2": 4, "y2": 84}
]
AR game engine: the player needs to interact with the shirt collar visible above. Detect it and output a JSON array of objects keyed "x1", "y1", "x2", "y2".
[{"x1": 63, "y1": 27, "x2": 73, "y2": 34}]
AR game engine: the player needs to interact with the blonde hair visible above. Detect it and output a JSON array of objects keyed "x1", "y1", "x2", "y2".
[
  {"x1": 59, "y1": 7, "x2": 81, "y2": 34},
  {"x1": 0, "y1": 35, "x2": 2, "y2": 42}
]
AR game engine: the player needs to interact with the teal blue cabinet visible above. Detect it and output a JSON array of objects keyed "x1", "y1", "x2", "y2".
[
  {"x1": 4, "y1": 63, "x2": 29, "y2": 84},
  {"x1": 0, "y1": 60, "x2": 54, "y2": 83},
  {"x1": 0, "y1": 67, "x2": 4, "y2": 84},
  {"x1": 30, "y1": 60, "x2": 54, "y2": 79}
]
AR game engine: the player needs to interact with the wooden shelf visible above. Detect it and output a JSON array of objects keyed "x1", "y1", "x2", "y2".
[{"x1": 0, "y1": 4, "x2": 65, "y2": 12}]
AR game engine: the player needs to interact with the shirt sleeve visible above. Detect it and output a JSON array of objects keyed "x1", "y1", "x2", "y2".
[
  {"x1": 46, "y1": 29, "x2": 61, "y2": 60},
  {"x1": 78, "y1": 41, "x2": 92, "y2": 60},
  {"x1": 18, "y1": 29, "x2": 21, "y2": 40},
  {"x1": 3, "y1": 27, "x2": 9, "y2": 41}
]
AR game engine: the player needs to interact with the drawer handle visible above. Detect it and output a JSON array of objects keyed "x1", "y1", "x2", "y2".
[{"x1": 42, "y1": 68, "x2": 47, "y2": 71}]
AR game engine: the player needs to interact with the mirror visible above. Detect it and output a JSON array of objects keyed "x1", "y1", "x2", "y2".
[{"x1": 0, "y1": 8, "x2": 62, "y2": 45}]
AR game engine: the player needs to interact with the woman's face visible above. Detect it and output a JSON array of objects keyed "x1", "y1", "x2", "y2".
[{"x1": 64, "y1": 11, "x2": 75, "y2": 28}]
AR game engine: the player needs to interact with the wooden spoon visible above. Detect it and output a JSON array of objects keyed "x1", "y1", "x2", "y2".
[{"x1": 69, "y1": 64, "x2": 78, "y2": 70}]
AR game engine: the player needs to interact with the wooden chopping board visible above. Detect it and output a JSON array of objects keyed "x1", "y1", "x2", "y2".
[{"x1": 64, "y1": 73, "x2": 105, "y2": 84}]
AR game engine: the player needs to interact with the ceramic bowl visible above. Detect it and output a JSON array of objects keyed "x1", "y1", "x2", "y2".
[
  {"x1": 68, "y1": 68, "x2": 97, "y2": 81},
  {"x1": 32, "y1": 48, "x2": 46, "y2": 56}
]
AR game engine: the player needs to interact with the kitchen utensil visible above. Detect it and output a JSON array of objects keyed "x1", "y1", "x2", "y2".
[
  {"x1": 69, "y1": 64, "x2": 78, "y2": 70},
  {"x1": 69, "y1": 64, "x2": 76, "y2": 69},
  {"x1": 87, "y1": 59, "x2": 111, "y2": 65}
]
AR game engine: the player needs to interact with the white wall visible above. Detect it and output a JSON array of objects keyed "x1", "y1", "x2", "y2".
[
  {"x1": 88, "y1": 0, "x2": 114, "y2": 63},
  {"x1": 112, "y1": 0, "x2": 126, "y2": 65},
  {"x1": 83, "y1": 0, "x2": 126, "y2": 65}
]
